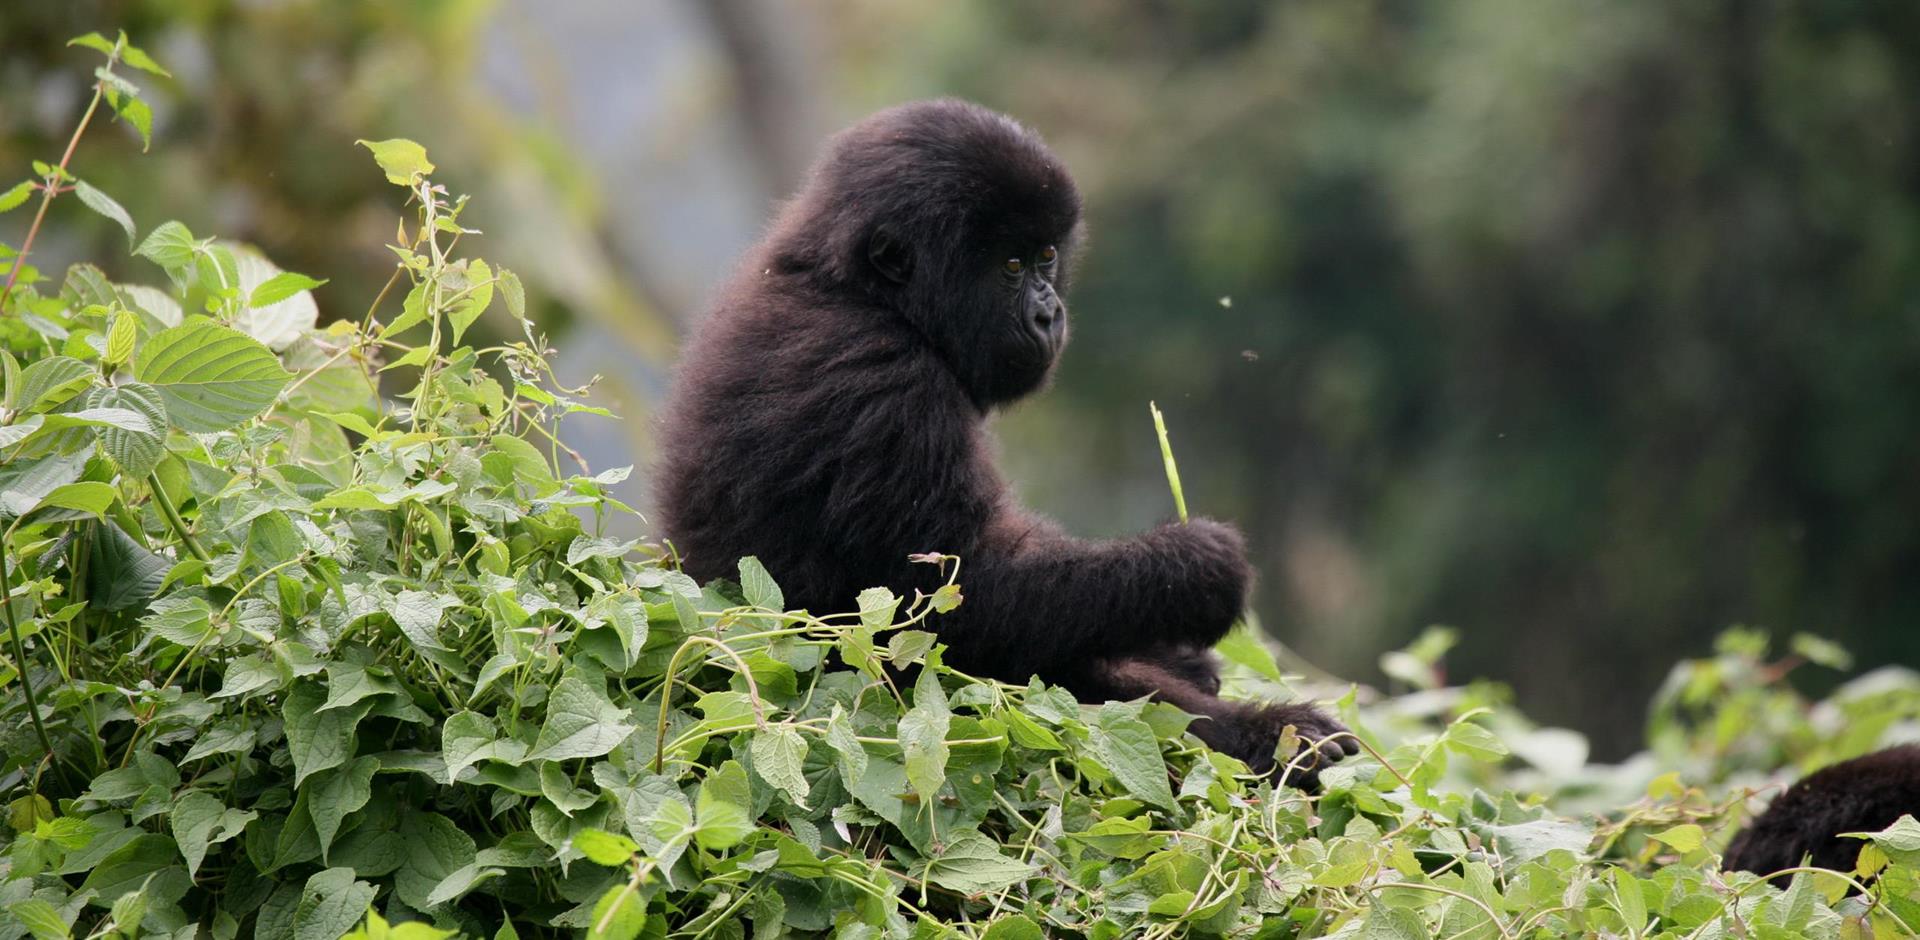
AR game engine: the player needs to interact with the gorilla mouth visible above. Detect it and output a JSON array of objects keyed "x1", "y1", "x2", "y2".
[{"x1": 1014, "y1": 313, "x2": 1058, "y2": 368}]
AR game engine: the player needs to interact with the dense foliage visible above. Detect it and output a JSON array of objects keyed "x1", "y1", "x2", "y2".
[{"x1": 3, "y1": 32, "x2": 1919, "y2": 940}]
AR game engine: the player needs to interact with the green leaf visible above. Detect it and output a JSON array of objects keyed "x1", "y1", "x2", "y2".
[
  {"x1": 73, "y1": 180, "x2": 135, "y2": 247},
  {"x1": 394, "y1": 813, "x2": 476, "y2": 911},
  {"x1": 488, "y1": 433, "x2": 556, "y2": 489},
  {"x1": 247, "y1": 510, "x2": 304, "y2": 568},
  {"x1": 15, "y1": 355, "x2": 95, "y2": 413},
  {"x1": 7, "y1": 898, "x2": 69, "y2": 940},
  {"x1": 1089, "y1": 704, "x2": 1175, "y2": 809},
  {"x1": 0, "y1": 349, "x2": 17, "y2": 411},
  {"x1": 283, "y1": 681, "x2": 372, "y2": 788},
  {"x1": 899, "y1": 670, "x2": 951, "y2": 806},
  {"x1": 749, "y1": 726, "x2": 812, "y2": 808},
  {"x1": 213, "y1": 653, "x2": 280, "y2": 700},
  {"x1": 1608, "y1": 867, "x2": 1648, "y2": 933},
  {"x1": 0, "y1": 451, "x2": 88, "y2": 517},
  {"x1": 85, "y1": 383, "x2": 167, "y2": 476},
  {"x1": 538, "y1": 762, "x2": 598, "y2": 817},
  {"x1": 1067, "y1": 816, "x2": 1156, "y2": 859},
  {"x1": 929, "y1": 582, "x2": 964, "y2": 613},
  {"x1": 498, "y1": 268, "x2": 526, "y2": 321},
  {"x1": 423, "y1": 863, "x2": 505, "y2": 909},
  {"x1": 980, "y1": 915, "x2": 1046, "y2": 940},
  {"x1": 573, "y1": 828, "x2": 639, "y2": 866},
  {"x1": 357, "y1": 139, "x2": 436, "y2": 187},
  {"x1": 824, "y1": 706, "x2": 869, "y2": 784},
  {"x1": 249, "y1": 271, "x2": 328, "y2": 309},
  {"x1": 1001, "y1": 706, "x2": 1061, "y2": 751},
  {"x1": 1650, "y1": 823, "x2": 1705, "y2": 854},
  {"x1": 0, "y1": 180, "x2": 35, "y2": 214},
  {"x1": 640, "y1": 790, "x2": 695, "y2": 868},
  {"x1": 528, "y1": 677, "x2": 635, "y2": 762},
  {"x1": 87, "y1": 520, "x2": 168, "y2": 611},
  {"x1": 232, "y1": 248, "x2": 319, "y2": 347},
  {"x1": 921, "y1": 834, "x2": 1036, "y2": 894},
  {"x1": 115, "y1": 33, "x2": 171, "y2": 77},
  {"x1": 1358, "y1": 906, "x2": 1427, "y2": 940},
  {"x1": 109, "y1": 89, "x2": 153, "y2": 151},
  {"x1": 0, "y1": 415, "x2": 43, "y2": 449},
  {"x1": 170, "y1": 789, "x2": 255, "y2": 879},
  {"x1": 738, "y1": 556, "x2": 784, "y2": 611},
  {"x1": 1214, "y1": 621, "x2": 1284, "y2": 682},
  {"x1": 68, "y1": 32, "x2": 117, "y2": 55},
  {"x1": 442, "y1": 710, "x2": 527, "y2": 784},
  {"x1": 694, "y1": 760, "x2": 755, "y2": 851},
  {"x1": 1481, "y1": 818, "x2": 1593, "y2": 864},
  {"x1": 182, "y1": 722, "x2": 256, "y2": 764},
  {"x1": 78, "y1": 833, "x2": 178, "y2": 908},
  {"x1": 134, "y1": 320, "x2": 292, "y2": 431},
  {"x1": 388, "y1": 589, "x2": 457, "y2": 652},
  {"x1": 9, "y1": 794, "x2": 54, "y2": 832},
  {"x1": 1444, "y1": 720, "x2": 1510, "y2": 762},
  {"x1": 1850, "y1": 814, "x2": 1920, "y2": 866},
  {"x1": 309, "y1": 756, "x2": 379, "y2": 863},
  {"x1": 136, "y1": 221, "x2": 196, "y2": 272},
  {"x1": 24, "y1": 482, "x2": 118, "y2": 523},
  {"x1": 102, "y1": 308, "x2": 137, "y2": 365},
  {"x1": 142, "y1": 595, "x2": 213, "y2": 647},
  {"x1": 121, "y1": 283, "x2": 181, "y2": 328},
  {"x1": 294, "y1": 867, "x2": 377, "y2": 940},
  {"x1": 587, "y1": 882, "x2": 647, "y2": 940},
  {"x1": 448, "y1": 259, "x2": 493, "y2": 343},
  {"x1": 857, "y1": 586, "x2": 899, "y2": 628}
]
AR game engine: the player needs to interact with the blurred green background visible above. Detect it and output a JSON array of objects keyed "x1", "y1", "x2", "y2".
[{"x1": 5, "y1": 0, "x2": 1918, "y2": 756}]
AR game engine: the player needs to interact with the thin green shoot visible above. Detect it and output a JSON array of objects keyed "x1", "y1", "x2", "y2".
[{"x1": 1149, "y1": 401, "x2": 1189, "y2": 524}]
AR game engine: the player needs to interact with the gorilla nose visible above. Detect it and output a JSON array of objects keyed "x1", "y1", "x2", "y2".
[{"x1": 1034, "y1": 300, "x2": 1063, "y2": 331}]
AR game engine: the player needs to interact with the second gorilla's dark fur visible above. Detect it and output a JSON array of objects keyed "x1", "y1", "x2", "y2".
[
  {"x1": 1723, "y1": 744, "x2": 1920, "y2": 876},
  {"x1": 656, "y1": 99, "x2": 1352, "y2": 784}
]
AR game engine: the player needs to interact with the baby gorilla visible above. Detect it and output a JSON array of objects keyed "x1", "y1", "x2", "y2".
[{"x1": 656, "y1": 99, "x2": 1353, "y2": 785}]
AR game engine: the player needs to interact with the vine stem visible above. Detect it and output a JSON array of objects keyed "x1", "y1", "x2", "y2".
[
  {"x1": 1, "y1": 524, "x2": 71, "y2": 789},
  {"x1": 148, "y1": 473, "x2": 211, "y2": 563},
  {"x1": 652, "y1": 635, "x2": 769, "y2": 774},
  {"x1": 0, "y1": 52, "x2": 111, "y2": 312}
]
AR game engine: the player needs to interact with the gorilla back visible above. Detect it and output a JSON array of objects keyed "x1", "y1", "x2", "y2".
[
  {"x1": 1723, "y1": 744, "x2": 1920, "y2": 877},
  {"x1": 656, "y1": 99, "x2": 1353, "y2": 785}
]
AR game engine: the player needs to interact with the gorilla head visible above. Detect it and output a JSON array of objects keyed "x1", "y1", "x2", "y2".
[{"x1": 769, "y1": 99, "x2": 1084, "y2": 406}]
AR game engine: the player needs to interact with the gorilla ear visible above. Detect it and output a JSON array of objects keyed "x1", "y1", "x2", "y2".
[{"x1": 867, "y1": 226, "x2": 914, "y2": 284}]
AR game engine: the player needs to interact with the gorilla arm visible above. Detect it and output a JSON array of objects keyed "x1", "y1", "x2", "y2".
[
  {"x1": 809, "y1": 357, "x2": 1252, "y2": 682},
  {"x1": 935, "y1": 516, "x2": 1253, "y2": 682}
]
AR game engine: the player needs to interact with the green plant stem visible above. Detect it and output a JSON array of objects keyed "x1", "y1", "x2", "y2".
[
  {"x1": 0, "y1": 532, "x2": 67, "y2": 789},
  {"x1": 148, "y1": 473, "x2": 211, "y2": 563},
  {"x1": 413, "y1": 178, "x2": 445, "y2": 431},
  {"x1": 1150, "y1": 400, "x2": 1189, "y2": 523},
  {"x1": 652, "y1": 635, "x2": 769, "y2": 774},
  {"x1": 0, "y1": 61, "x2": 109, "y2": 312}
]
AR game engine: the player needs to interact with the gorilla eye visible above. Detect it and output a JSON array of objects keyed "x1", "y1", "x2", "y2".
[
  {"x1": 1039, "y1": 245, "x2": 1058, "y2": 265},
  {"x1": 1004, "y1": 258, "x2": 1023, "y2": 275}
]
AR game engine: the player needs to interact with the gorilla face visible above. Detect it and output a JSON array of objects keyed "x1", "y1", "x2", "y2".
[
  {"x1": 981, "y1": 239, "x2": 1071, "y2": 402},
  {"x1": 784, "y1": 98, "x2": 1085, "y2": 409},
  {"x1": 870, "y1": 221, "x2": 1077, "y2": 407}
]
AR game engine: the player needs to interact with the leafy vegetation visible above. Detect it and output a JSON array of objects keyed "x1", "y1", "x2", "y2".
[{"x1": 3, "y1": 31, "x2": 1919, "y2": 940}]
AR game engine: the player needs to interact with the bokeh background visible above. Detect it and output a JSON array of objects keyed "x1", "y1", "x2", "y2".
[{"x1": 5, "y1": 0, "x2": 1918, "y2": 757}]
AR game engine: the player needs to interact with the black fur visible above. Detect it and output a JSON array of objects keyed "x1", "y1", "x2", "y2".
[
  {"x1": 655, "y1": 99, "x2": 1352, "y2": 785},
  {"x1": 1723, "y1": 744, "x2": 1920, "y2": 876}
]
